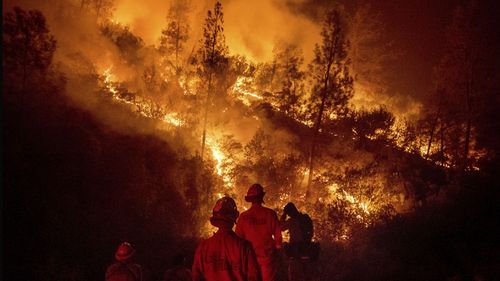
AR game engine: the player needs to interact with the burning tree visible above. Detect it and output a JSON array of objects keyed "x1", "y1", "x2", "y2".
[
  {"x1": 347, "y1": 3, "x2": 394, "y2": 110},
  {"x1": 305, "y1": 8, "x2": 354, "y2": 200},
  {"x1": 195, "y1": 1, "x2": 229, "y2": 163},
  {"x1": 80, "y1": 0, "x2": 114, "y2": 22},
  {"x1": 159, "y1": 0, "x2": 190, "y2": 78},
  {"x1": 264, "y1": 42, "x2": 307, "y2": 120}
]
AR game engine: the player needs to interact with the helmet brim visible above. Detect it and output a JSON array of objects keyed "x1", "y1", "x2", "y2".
[
  {"x1": 210, "y1": 216, "x2": 236, "y2": 227},
  {"x1": 245, "y1": 194, "x2": 265, "y2": 203}
]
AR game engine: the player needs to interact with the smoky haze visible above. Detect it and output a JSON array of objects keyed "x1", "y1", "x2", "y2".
[
  {"x1": 111, "y1": 0, "x2": 421, "y2": 118},
  {"x1": 109, "y1": 0, "x2": 449, "y2": 120},
  {"x1": 2, "y1": 0, "x2": 452, "y2": 125}
]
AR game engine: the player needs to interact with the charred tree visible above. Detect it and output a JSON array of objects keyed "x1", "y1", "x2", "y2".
[{"x1": 305, "y1": 9, "x2": 353, "y2": 200}]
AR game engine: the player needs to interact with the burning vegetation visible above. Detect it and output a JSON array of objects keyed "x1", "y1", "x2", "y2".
[{"x1": 3, "y1": 0, "x2": 500, "y2": 280}]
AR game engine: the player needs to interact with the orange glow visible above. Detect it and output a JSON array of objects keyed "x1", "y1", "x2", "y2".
[{"x1": 24, "y1": 0, "x2": 471, "y2": 243}]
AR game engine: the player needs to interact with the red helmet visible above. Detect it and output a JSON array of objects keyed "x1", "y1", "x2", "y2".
[
  {"x1": 115, "y1": 242, "x2": 135, "y2": 261},
  {"x1": 210, "y1": 196, "x2": 239, "y2": 226},
  {"x1": 245, "y1": 183, "x2": 265, "y2": 202}
]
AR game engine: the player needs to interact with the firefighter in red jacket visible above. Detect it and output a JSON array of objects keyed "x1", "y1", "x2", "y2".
[
  {"x1": 236, "y1": 184, "x2": 282, "y2": 281},
  {"x1": 192, "y1": 196, "x2": 261, "y2": 281},
  {"x1": 105, "y1": 242, "x2": 143, "y2": 281}
]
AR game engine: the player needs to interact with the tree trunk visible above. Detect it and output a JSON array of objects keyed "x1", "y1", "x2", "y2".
[
  {"x1": 270, "y1": 60, "x2": 277, "y2": 92},
  {"x1": 426, "y1": 90, "x2": 443, "y2": 158},
  {"x1": 22, "y1": 31, "x2": 30, "y2": 90},
  {"x1": 463, "y1": 117, "x2": 471, "y2": 169},
  {"x1": 462, "y1": 64, "x2": 474, "y2": 171},
  {"x1": 95, "y1": 0, "x2": 102, "y2": 20},
  {"x1": 175, "y1": 23, "x2": 180, "y2": 75},
  {"x1": 426, "y1": 119, "x2": 436, "y2": 158},
  {"x1": 440, "y1": 119, "x2": 445, "y2": 167},
  {"x1": 200, "y1": 74, "x2": 213, "y2": 163},
  {"x1": 306, "y1": 61, "x2": 332, "y2": 200},
  {"x1": 200, "y1": 20, "x2": 220, "y2": 207},
  {"x1": 200, "y1": 21, "x2": 218, "y2": 163}
]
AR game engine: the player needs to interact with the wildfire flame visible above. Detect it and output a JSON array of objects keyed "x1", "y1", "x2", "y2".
[
  {"x1": 206, "y1": 135, "x2": 235, "y2": 188},
  {"x1": 231, "y1": 76, "x2": 263, "y2": 106},
  {"x1": 93, "y1": 11, "x2": 454, "y2": 243},
  {"x1": 101, "y1": 66, "x2": 184, "y2": 127}
]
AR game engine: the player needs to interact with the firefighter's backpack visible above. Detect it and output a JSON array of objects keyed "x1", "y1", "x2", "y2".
[{"x1": 299, "y1": 214, "x2": 313, "y2": 242}]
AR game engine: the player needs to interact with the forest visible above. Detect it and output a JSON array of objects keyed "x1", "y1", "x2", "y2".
[{"x1": 3, "y1": 0, "x2": 500, "y2": 280}]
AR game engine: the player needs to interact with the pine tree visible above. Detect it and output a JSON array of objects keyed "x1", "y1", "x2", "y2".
[
  {"x1": 80, "y1": 0, "x2": 114, "y2": 22},
  {"x1": 347, "y1": 3, "x2": 393, "y2": 107},
  {"x1": 429, "y1": 1, "x2": 494, "y2": 170},
  {"x1": 159, "y1": 0, "x2": 190, "y2": 76},
  {"x1": 196, "y1": 1, "x2": 229, "y2": 162},
  {"x1": 3, "y1": 7, "x2": 57, "y2": 89},
  {"x1": 305, "y1": 9, "x2": 353, "y2": 200},
  {"x1": 270, "y1": 42, "x2": 306, "y2": 119}
]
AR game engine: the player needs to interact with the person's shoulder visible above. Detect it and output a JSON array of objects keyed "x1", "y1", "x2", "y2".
[
  {"x1": 263, "y1": 206, "x2": 278, "y2": 215},
  {"x1": 194, "y1": 236, "x2": 212, "y2": 251},
  {"x1": 106, "y1": 262, "x2": 124, "y2": 270},
  {"x1": 300, "y1": 213, "x2": 313, "y2": 225},
  {"x1": 301, "y1": 213, "x2": 312, "y2": 220},
  {"x1": 106, "y1": 262, "x2": 120, "y2": 272},
  {"x1": 198, "y1": 236, "x2": 212, "y2": 246},
  {"x1": 239, "y1": 208, "x2": 251, "y2": 217}
]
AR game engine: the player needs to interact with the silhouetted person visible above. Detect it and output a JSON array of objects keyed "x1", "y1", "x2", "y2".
[
  {"x1": 280, "y1": 202, "x2": 319, "y2": 281},
  {"x1": 236, "y1": 183, "x2": 282, "y2": 281},
  {"x1": 105, "y1": 242, "x2": 143, "y2": 281},
  {"x1": 192, "y1": 196, "x2": 261, "y2": 281},
  {"x1": 163, "y1": 253, "x2": 191, "y2": 281}
]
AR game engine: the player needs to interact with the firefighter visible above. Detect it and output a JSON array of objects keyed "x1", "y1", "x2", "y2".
[
  {"x1": 105, "y1": 242, "x2": 143, "y2": 281},
  {"x1": 280, "y1": 202, "x2": 319, "y2": 281},
  {"x1": 236, "y1": 183, "x2": 282, "y2": 281},
  {"x1": 192, "y1": 196, "x2": 261, "y2": 281}
]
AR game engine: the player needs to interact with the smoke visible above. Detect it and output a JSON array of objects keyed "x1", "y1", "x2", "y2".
[
  {"x1": 3, "y1": 0, "x2": 434, "y2": 242},
  {"x1": 223, "y1": 0, "x2": 321, "y2": 62},
  {"x1": 2, "y1": 0, "x2": 186, "y2": 146},
  {"x1": 3, "y1": 0, "x2": 424, "y2": 143},
  {"x1": 111, "y1": 0, "x2": 322, "y2": 61}
]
